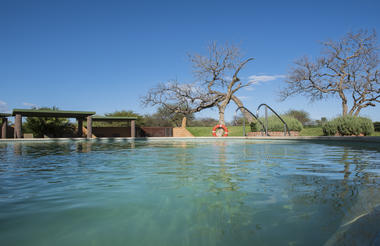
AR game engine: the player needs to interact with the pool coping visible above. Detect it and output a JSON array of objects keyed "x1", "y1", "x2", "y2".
[{"x1": 1, "y1": 136, "x2": 380, "y2": 143}]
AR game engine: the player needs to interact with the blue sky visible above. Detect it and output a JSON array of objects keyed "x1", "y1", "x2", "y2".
[{"x1": 1, "y1": 0, "x2": 380, "y2": 121}]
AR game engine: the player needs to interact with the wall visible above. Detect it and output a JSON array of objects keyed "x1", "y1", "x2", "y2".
[
  {"x1": 248, "y1": 131, "x2": 300, "y2": 137},
  {"x1": 92, "y1": 127, "x2": 173, "y2": 137}
]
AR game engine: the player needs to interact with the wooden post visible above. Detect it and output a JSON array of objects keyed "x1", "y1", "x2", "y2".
[
  {"x1": 1, "y1": 118, "x2": 7, "y2": 139},
  {"x1": 15, "y1": 114, "x2": 22, "y2": 138},
  {"x1": 87, "y1": 116, "x2": 92, "y2": 139},
  {"x1": 131, "y1": 120, "x2": 135, "y2": 138},
  {"x1": 77, "y1": 118, "x2": 83, "y2": 137}
]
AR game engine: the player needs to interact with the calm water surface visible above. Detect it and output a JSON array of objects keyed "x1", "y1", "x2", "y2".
[{"x1": 0, "y1": 139, "x2": 379, "y2": 246}]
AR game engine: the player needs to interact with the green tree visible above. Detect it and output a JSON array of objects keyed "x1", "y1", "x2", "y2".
[
  {"x1": 24, "y1": 107, "x2": 75, "y2": 138},
  {"x1": 105, "y1": 110, "x2": 144, "y2": 126},
  {"x1": 143, "y1": 106, "x2": 195, "y2": 127},
  {"x1": 188, "y1": 117, "x2": 219, "y2": 127},
  {"x1": 285, "y1": 109, "x2": 311, "y2": 125}
]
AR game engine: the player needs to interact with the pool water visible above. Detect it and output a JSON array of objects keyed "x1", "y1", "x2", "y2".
[{"x1": 0, "y1": 139, "x2": 379, "y2": 246}]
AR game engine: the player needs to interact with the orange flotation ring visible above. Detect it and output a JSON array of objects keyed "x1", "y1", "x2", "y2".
[{"x1": 212, "y1": 124, "x2": 228, "y2": 137}]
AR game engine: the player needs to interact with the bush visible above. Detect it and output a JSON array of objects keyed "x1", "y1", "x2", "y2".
[
  {"x1": 250, "y1": 121, "x2": 258, "y2": 132},
  {"x1": 322, "y1": 121, "x2": 337, "y2": 136},
  {"x1": 322, "y1": 116, "x2": 374, "y2": 136},
  {"x1": 24, "y1": 107, "x2": 76, "y2": 138},
  {"x1": 374, "y1": 122, "x2": 380, "y2": 132},
  {"x1": 256, "y1": 115, "x2": 303, "y2": 132},
  {"x1": 285, "y1": 109, "x2": 310, "y2": 125}
]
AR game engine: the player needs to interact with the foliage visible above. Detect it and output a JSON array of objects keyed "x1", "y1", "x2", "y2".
[
  {"x1": 156, "y1": 106, "x2": 194, "y2": 127},
  {"x1": 187, "y1": 126, "x2": 325, "y2": 137},
  {"x1": 285, "y1": 109, "x2": 310, "y2": 125},
  {"x1": 374, "y1": 122, "x2": 380, "y2": 131},
  {"x1": 23, "y1": 107, "x2": 75, "y2": 137},
  {"x1": 143, "y1": 114, "x2": 173, "y2": 127},
  {"x1": 315, "y1": 117, "x2": 328, "y2": 126},
  {"x1": 188, "y1": 117, "x2": 218, "y2": 127},
  {"x1": 103, "y1": 110, "x2": 144, "y2": 126},
  {"x1": 322, "y1": 116, "x2": 374, "y2": 136},
  {"x1": 257, "y1": 115, "x2": 303, "y2": 132},
  {"x1": 322, "y1": 121, "x2": 338, "y2": 136},
  {"x1": 250, "y1": 121, "x2": 258, "y2": 132}
]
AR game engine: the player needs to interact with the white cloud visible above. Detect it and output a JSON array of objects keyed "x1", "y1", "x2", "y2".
[
  {"x1": 23, "y1": 102, "x2": 38, "y2": 108},
  {"x1": 237, "y1": 96, "x2": 250, "y2": 101},
  {"x1": 0, "y1": 100, "x2": 8, "y2": 112},
  {"x1": 248, "y1": 74, "x2": 286, "y2": 84}
]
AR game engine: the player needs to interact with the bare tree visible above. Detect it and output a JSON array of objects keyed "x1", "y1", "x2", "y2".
[
  {"x1": 281, "y1": 30, "x2": 380, "y2": 116},
  {"x1": 141, "y1": 80, "x2": 224, "y2": 115},
  {"x1": 190, "y1": 42, "x2": 254, "y2": 124},
  {"x1": 142, "y1": 42, "x2": 255, "y2": 125}
]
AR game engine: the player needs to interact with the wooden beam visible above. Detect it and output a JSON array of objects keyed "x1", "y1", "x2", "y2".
[
  {"x1": 15, "y1": 114, "x2": 22, "y2": 138},
  {"x1": 77, "y1": 118, "x2": 83, "y2": 137},
  {"x1": 1, "y1": 118, "x2": 7, "y2": 139},
  {"x1": 131, "y1": 120, "x2": 135, "y2": 138},
  {"x1": 87, "y1": 116, "x2": 92, "y2": 139}
]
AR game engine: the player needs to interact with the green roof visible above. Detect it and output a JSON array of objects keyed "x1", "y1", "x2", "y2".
[
  {"x1": 0, "y1": 113, "x2": 11, "y2": 117},
  {"x1": 12, "y1": 109, "x2": 96, "y2": 118},
  {"x1": 92, "y1": 116, "x2": 137, "y2": 121}
]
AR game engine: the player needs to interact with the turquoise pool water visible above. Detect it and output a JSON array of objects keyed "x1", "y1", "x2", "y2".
[{"x1": 0, "y1": 139, "x2": 379, "y2": 246}]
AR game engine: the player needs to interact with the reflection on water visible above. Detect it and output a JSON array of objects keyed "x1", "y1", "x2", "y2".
[{"x1": 0, "y1": 139, "x2": 379, "y2": 246}]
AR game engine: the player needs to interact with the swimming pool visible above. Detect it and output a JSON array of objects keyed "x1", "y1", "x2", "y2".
[{"x1": 0, "y1": 139, "x2": 379, "y2": 245}]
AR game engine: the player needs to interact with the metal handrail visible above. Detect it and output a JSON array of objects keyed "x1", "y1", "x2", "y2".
[
  {"x1": 256, "y1": 103, "x2": 290, "y2": 136},
  {"x1": 234, "y1": 106, "x2": 266, "y2": 136}
]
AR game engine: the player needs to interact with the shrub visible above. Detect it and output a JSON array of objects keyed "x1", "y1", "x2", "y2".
[
  {"x1": 257, "y1": 115, "x2": 303, "y2": 132},
  {"x1": 24, "y1": 107, "x2": 76, "y2": 138},
  {"x1": 374, "y1": 122, "x2": 380, "y2": 132},
  {"x1": 322, "y1": 121, "x2": 337, "y2": 136},
  {"x1": 250, "y1": 121, "x2": 258, "y2": 131},
  {"x1": 285, "y1": 109, "x2": 310, "y2": 125},
  {"x1": 322, "y1": 116, "x2": 374, "y2": 136}
]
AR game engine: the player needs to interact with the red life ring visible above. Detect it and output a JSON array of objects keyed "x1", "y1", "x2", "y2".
[{"x1": 212, "y1": 124, "x2": 228, "y2": 137}]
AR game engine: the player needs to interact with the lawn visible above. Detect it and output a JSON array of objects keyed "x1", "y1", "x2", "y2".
[
  {"x1": 187, "y1": 126, "x2": 380, "y2": 137},
  {"x1": 187, "y1": 126, "x2": 245, "y2": 137}
]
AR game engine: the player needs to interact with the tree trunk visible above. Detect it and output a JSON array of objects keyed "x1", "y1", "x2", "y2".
[
  {"x1": 353, "y1": 106, "x2": 363, "y2": 116},
  {"x1": 342, "y1": 102, "x2": 348, "y2": 116},
  {"x1": 218, "y1": 105, "x2": 226, "y2": 125},
  {"x1": 339, "y1": 91, "x2": 348, "y2": 116},
  {"x1": 181, "y1": 117, "x2": 187, "y2": 128},
  {"x1": 231, "y1": 96, "x2": 255, "y2": 123}
]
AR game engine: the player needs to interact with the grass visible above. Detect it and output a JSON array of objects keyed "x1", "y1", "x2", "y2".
[
  {"x1": 299, "y1": 127, "x2": 324, "y2": 136},
  {"x1": 187, "y1": 126, "x2": 380, "y2": 137},
  {"x1": 187, "y1": 126, "x2": 245, "y2": 137}
]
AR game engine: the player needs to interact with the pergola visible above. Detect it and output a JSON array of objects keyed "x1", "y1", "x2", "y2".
[
  {"x1": 1, "y1": 113, "x2": 11, "y2": 139},
  {"x1": 92, "y1": 116, "x2": 137, "y2": 137},
  {"x1": 12, "y1": 109, "x2": 96, "y2": 138}
]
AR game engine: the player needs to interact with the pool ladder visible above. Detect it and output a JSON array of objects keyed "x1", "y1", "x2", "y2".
[{"x1": 234, "y1": 104, "x2": 290, "y2": 136}]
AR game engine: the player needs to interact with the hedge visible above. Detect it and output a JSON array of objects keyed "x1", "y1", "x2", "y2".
[
  {"x1": 322, "y1": 116, "x2": 374, "y2": 136},
  {"x1": 250, "y1": 115, "x2": 303, "y2": 132},
  {"x1": 374, "y1": 122, "x2": 380, "y2": 132}
]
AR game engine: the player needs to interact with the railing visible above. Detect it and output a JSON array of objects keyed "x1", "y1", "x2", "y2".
[
  {"x1": 256, "y1": 104, "x2": 290, "y2": 136},
  {"x1": 234, "y1": 104, "x2": 291, "y2": 136},
  {"x1": 234, "y1": 106, "x2": 266, "y2": 136}
]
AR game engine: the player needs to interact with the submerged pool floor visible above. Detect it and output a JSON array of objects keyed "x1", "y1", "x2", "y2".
[{"x1": 0, "y1": 139, "x2": 379, "y2": 246}]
